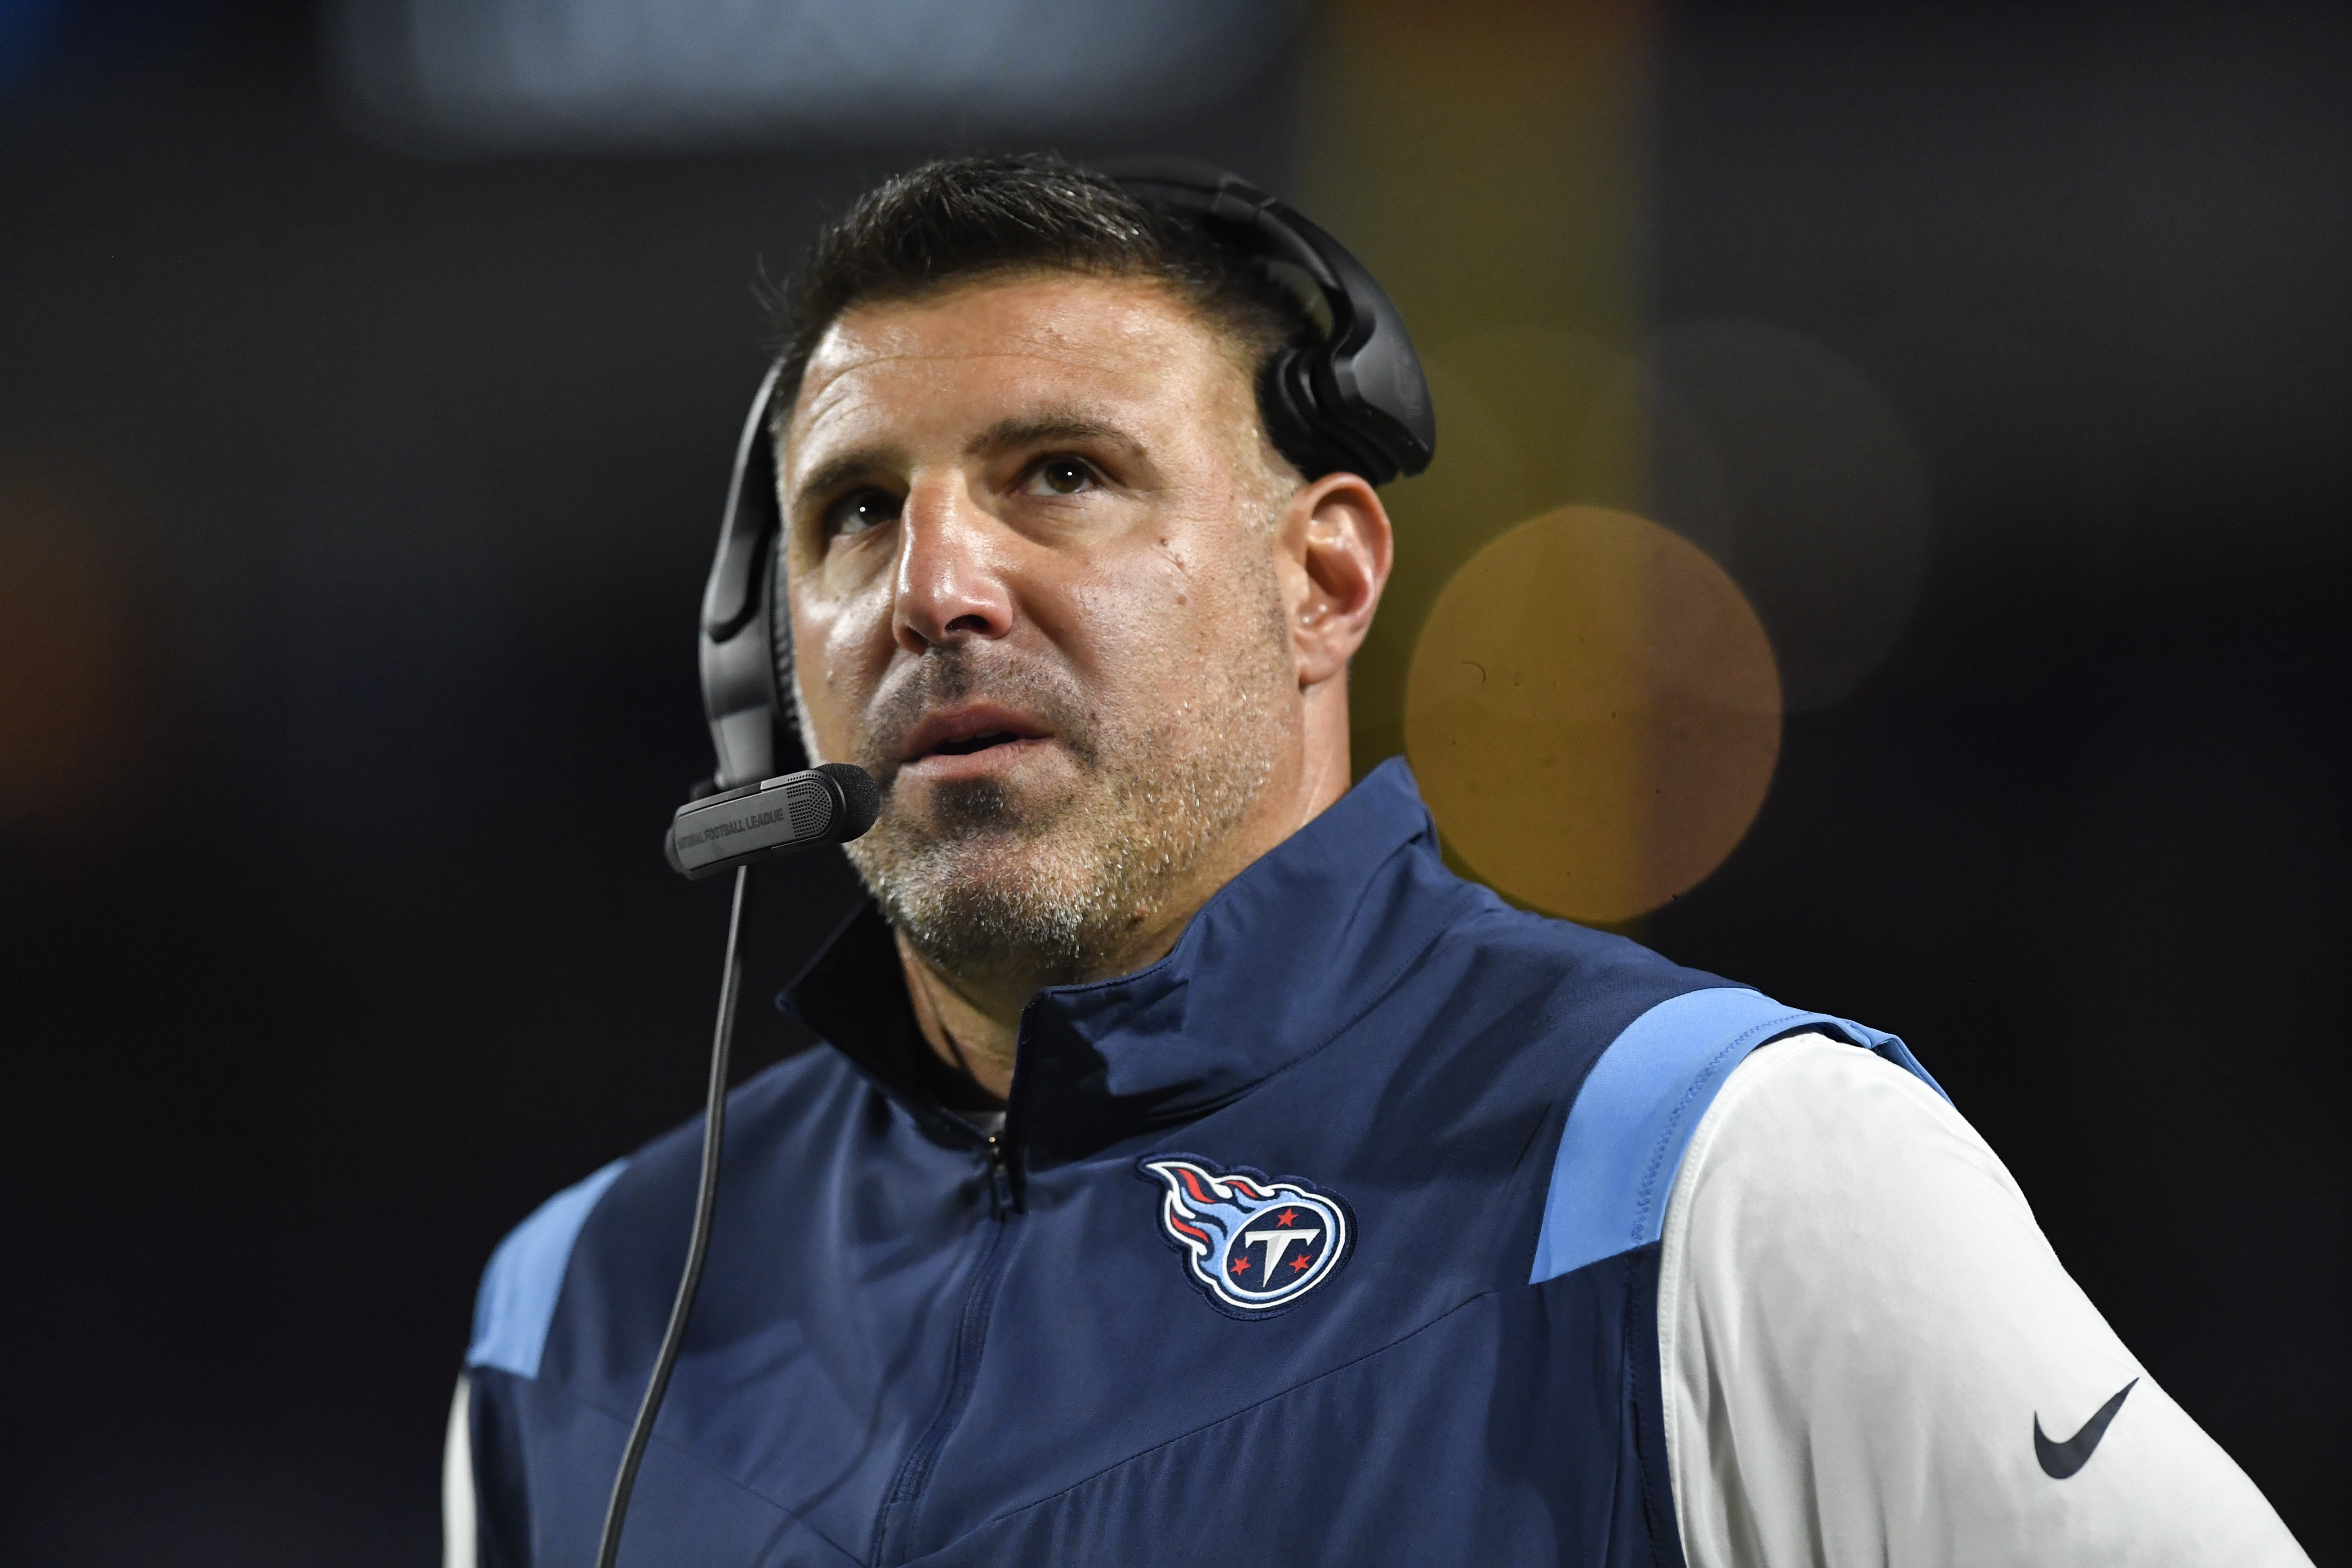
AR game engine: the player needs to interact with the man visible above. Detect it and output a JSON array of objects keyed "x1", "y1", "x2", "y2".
[{"x1": 447, "y1": 156, "x2": 2309, "y2": 1566}]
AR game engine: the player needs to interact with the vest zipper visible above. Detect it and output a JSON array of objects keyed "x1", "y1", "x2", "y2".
[
  {"x1": 868, "y1": 1132, "x2": 1018, "y2": 1565},
  {"x1": 983, "y1": 1132, "x2": 1014, "y2": 1213}
]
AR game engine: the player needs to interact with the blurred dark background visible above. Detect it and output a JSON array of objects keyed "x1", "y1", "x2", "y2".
[{"x1": 1, "y1": 1, "x2": 2342, "y2": 1562}]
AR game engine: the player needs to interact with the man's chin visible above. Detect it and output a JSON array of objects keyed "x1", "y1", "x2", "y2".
[
  {"x1": 868, "y1": 822, "x2": 1071, "y2": 886},
  {"x1": 847, "y1": 827, "x2": 1104, "y2": 981}
]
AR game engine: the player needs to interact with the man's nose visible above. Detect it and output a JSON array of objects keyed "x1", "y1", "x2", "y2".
[{"x1": 890, "y1": 477, "x2": 1015, "y2": 653}]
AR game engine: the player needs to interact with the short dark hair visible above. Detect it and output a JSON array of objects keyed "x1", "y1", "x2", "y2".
[{"x1": 766, "y1": 153, "x2": 1316, "y2": 449}]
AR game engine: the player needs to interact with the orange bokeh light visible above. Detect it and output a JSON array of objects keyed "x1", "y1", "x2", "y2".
[{"x1": 1405, "y1": 505, "x2": 1781, "y2": 923}]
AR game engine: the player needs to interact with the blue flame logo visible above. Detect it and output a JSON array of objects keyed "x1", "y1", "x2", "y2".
[{"x1": 1137, "y1": 1154, "x2": 1356, "y2": 1318}]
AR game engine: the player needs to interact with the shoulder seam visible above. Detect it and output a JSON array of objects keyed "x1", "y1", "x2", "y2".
[
  {"x1": 1531, "y1": 991, "x2": 1937, "y2": 1284},
  {"x1": 466, "y1": 1159, "x2": 628, "y2": 1380}
]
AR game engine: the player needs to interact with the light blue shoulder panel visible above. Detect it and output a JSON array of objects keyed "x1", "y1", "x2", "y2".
[
  {"x1": 467, "y1": 1159, "x2": 628, "y2": 1378},
  {"x1": 1530, "y1": 988, "x2": 1946, "y2": 1285}
]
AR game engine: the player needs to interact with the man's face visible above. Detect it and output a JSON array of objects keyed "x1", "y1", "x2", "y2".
[{"x1": 781, "y1": 272, "x2": 1303, "y2": 985}]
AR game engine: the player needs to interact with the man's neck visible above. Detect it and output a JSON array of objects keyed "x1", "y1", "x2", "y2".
[
  {"x1": 890, "y1": 882, "x2": 1209, "y2": 1102},
  {"x1": 894, "y1": 936, "x2": 1025, "y2": 1104}
]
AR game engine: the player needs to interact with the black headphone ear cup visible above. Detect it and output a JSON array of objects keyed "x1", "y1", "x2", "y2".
[
  {"x1": 1256, "y1": 346, "x2": 1331, "y2": 480},
  {"x1": 1263, "y1": 341, "x2": 1402, "y2": 486},
  {"x1": 1260, "y1": 345, "x2": 1384, "y2": 483},
  {"x1": 1310, "y1": 325, "x2": 1426, "y2": 484}
]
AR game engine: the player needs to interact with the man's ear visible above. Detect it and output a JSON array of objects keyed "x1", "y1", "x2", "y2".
[{"x1": 1279, "y1": 472, "x2": 1394, "y2": 690}]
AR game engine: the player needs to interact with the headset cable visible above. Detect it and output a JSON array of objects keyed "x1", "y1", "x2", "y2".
[{"x1": 593, "y1": 862, "x2": 753, "y2": 1568}]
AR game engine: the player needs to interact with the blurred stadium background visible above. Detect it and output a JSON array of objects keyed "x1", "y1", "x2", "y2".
[{"x1": 1, "y1": 1, "x2": 2343, "y2": 1560}]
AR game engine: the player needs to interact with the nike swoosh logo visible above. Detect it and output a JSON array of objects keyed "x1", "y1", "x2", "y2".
[{"x1": 2035, "y1": 1377, "x2": 2137, "y2": 1478}]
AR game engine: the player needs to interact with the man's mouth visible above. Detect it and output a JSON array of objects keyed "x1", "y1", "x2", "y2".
[
  {"x1": 932, "y1": 732, "x2": 1021, "y2": 756},
  {"x1": 898, "y1": 705, "x2": 1052, "y2": 769}
]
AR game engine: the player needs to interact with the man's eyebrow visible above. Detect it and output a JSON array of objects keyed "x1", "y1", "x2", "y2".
[
  {"x1": 791, "y1": 416, "x2": 1139, "y2": 506},
  {"x1": 964, "y1": 414, "x2": 1144, "y2": 463},
  {"x1": 790, "y1": 444, "x2": 899, "y2": 511}
]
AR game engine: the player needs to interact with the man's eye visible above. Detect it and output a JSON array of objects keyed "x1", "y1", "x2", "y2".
[
  {"x1": 1027, "y1": 457, "x2": 1096, "y2": 497},
  {"x1": 824, "y1": 489, "x2": 900, "y2": 538}
]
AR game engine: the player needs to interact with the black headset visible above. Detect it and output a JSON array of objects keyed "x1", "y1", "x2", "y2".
[{"x1": 683, "y1": 161, "x2": 1437, "y2": 804}]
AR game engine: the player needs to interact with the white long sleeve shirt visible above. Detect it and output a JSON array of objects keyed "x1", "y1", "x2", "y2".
[{"x1": 1660, "y1": 1033, "x2": 2309, "y2": 1567}]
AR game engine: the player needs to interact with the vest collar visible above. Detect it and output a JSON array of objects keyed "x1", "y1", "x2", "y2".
[{"x1": 782, "y1": 759, "x2": 1477, "y2": 1167}]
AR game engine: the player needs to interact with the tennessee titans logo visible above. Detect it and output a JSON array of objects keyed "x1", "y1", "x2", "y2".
[{"x1": 1137, "y1": 1154, "x2": 1356, "y2": 1319}]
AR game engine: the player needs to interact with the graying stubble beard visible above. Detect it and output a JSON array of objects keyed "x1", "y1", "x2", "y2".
[{"x1": 801, "y1": 562, "x2": 1295, "y2": 990}]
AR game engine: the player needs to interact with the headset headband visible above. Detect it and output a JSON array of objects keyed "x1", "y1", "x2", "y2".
[{"x1": 688, "y1": 163, "x2": 1435, "y2": 795}]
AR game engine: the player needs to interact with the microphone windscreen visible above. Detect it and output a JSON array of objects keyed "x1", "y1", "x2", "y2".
[{"x1": 817, "y1": 762, "x2": 880, "y2": 842}]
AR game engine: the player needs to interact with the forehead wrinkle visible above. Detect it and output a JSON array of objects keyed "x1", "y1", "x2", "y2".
[
  {"x1": 800, "y1": 343, "x2": 1138, "y2": 434},
  {"x1": 964, "y1": 411, "x2": 1144, "y2": 464},
  {"x1": 789, "y1": 341, "x2": 1132, "y2": 465}
]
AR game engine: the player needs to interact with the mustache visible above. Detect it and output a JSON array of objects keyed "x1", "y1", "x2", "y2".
[{"x1": 859, "y1": 645, "x2": 1097, "y2": 788}]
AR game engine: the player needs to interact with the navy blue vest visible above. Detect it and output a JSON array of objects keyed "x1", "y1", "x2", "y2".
[{"x1": 465, "y1": 760, "x2": 1937, "y2": 1566}]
